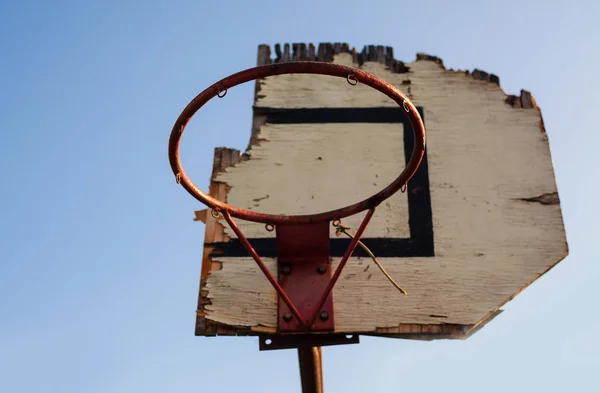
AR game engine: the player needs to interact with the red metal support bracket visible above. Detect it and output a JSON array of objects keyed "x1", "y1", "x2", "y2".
[
  {"x1": 221, "y1": 210, "x2": 306, "y2": 326},
  {"x1": 220, "y1": 208, "x2": 376, "y2": 333},
  {"x1": 276, "y1": 221, "x2": 334, "y2": 332}
]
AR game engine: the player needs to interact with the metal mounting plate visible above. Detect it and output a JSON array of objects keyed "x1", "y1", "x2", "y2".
[
  {"x1": 276, "y1": 222, "x2": 334, "y2": 332},
  {"x1": 259, "y1": 334, "x2": 360, "y2": 351}
]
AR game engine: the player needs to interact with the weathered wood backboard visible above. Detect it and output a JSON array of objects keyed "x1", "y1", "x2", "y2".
[{"x1": 194, "y1": 43, "x2": 568, "y2": 339}]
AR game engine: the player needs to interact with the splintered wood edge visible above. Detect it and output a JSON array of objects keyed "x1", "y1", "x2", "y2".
[{"x1": 195, "y1": 147, "x2": 241, "y2": 337}]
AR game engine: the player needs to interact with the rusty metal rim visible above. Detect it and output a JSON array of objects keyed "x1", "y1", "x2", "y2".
[{"x1": 169, "y1": 61, "x2": 426, "y2": 225}]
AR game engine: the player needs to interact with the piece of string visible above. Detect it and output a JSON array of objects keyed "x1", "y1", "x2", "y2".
[{"x1": 333, "y1": 220, "x2": 408, "y2": 295}]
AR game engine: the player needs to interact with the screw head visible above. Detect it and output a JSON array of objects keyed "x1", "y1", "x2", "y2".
[
  {"x1": 317, "y1": 265, "x2": 327, "y2": 274},
  {"x1": 319, "y1": 311, "x2": 329, "y2": 321},
  {"x1": 281, "y1": 264, "x2": 292, "y2": 275},
  {"x1": 282, "y1": 313, "x2": 293, "y2": 322}
]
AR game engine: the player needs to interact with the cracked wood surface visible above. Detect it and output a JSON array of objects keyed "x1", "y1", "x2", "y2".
[{"x1": 195, "y1": 51, "x2": 567, "y2": 337}]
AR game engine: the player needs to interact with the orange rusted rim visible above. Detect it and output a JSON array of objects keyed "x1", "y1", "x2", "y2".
[{"x1": 169, "y1": 61, "x2": 426, "y2": 225}]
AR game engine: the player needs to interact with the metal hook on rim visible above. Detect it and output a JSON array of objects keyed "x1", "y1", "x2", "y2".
[
  {"x1": 332, "y1": 219, "x2": 351, "y2": 237},
  {"x1": 403, "y1": 100, "x2": 410, "y2": 112},
  {"x1": 175, "y1": 172, "x2": 181, "y2": 184},
  {"x1": 265, "y1": 223, "x2": 275, "y2": 232},
  {"x1": 211, "y1": 208, "x2": 221, "y2": 219},
  {"x1": 169, "y1": 61, "x2": 427, "y2": 226},
  {"x1": 400, "y1": 183, "x2": 407, "y2": 193},
  {"x1": 347, "y1": 74, "x2": 358, "y2": 86},
  {"x1": 217, "y1": 84, "x2": 227, "y2": 98}
]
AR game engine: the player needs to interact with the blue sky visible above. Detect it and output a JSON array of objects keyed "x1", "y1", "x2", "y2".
[{"x1": 1, "y1": 0, "x2": 598, "y2": 392}]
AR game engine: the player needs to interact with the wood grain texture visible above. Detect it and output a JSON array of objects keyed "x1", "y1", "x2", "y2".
[
  {"x1": 216, "y1": 123, "x2": 410, "y2": 239},
  {"x1": 195, "y1": 50, "x2": 568, "y2": 338}
]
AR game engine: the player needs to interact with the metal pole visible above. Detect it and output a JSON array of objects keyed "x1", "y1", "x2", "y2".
[{"x1": 298, "y1": 346, "x2": 323, "y2": 393}]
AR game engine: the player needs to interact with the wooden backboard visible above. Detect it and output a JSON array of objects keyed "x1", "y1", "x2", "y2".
[{"x1": 194, "y1": 43, "x2": 567, "y2": 340}]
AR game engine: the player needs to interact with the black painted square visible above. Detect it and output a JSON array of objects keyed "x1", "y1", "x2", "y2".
[{"x1": 207, "y1": 107, "x2": 434, "y2": 258}]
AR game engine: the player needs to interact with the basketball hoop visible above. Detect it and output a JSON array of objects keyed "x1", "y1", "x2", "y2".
[{"x1": 169, "y1": 61, "x2": 426, "y2": 332}]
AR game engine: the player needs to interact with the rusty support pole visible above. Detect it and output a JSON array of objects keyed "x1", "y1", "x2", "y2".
[{"x1": 298, "y1": 347, "x2": 323, "y2": 393}]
